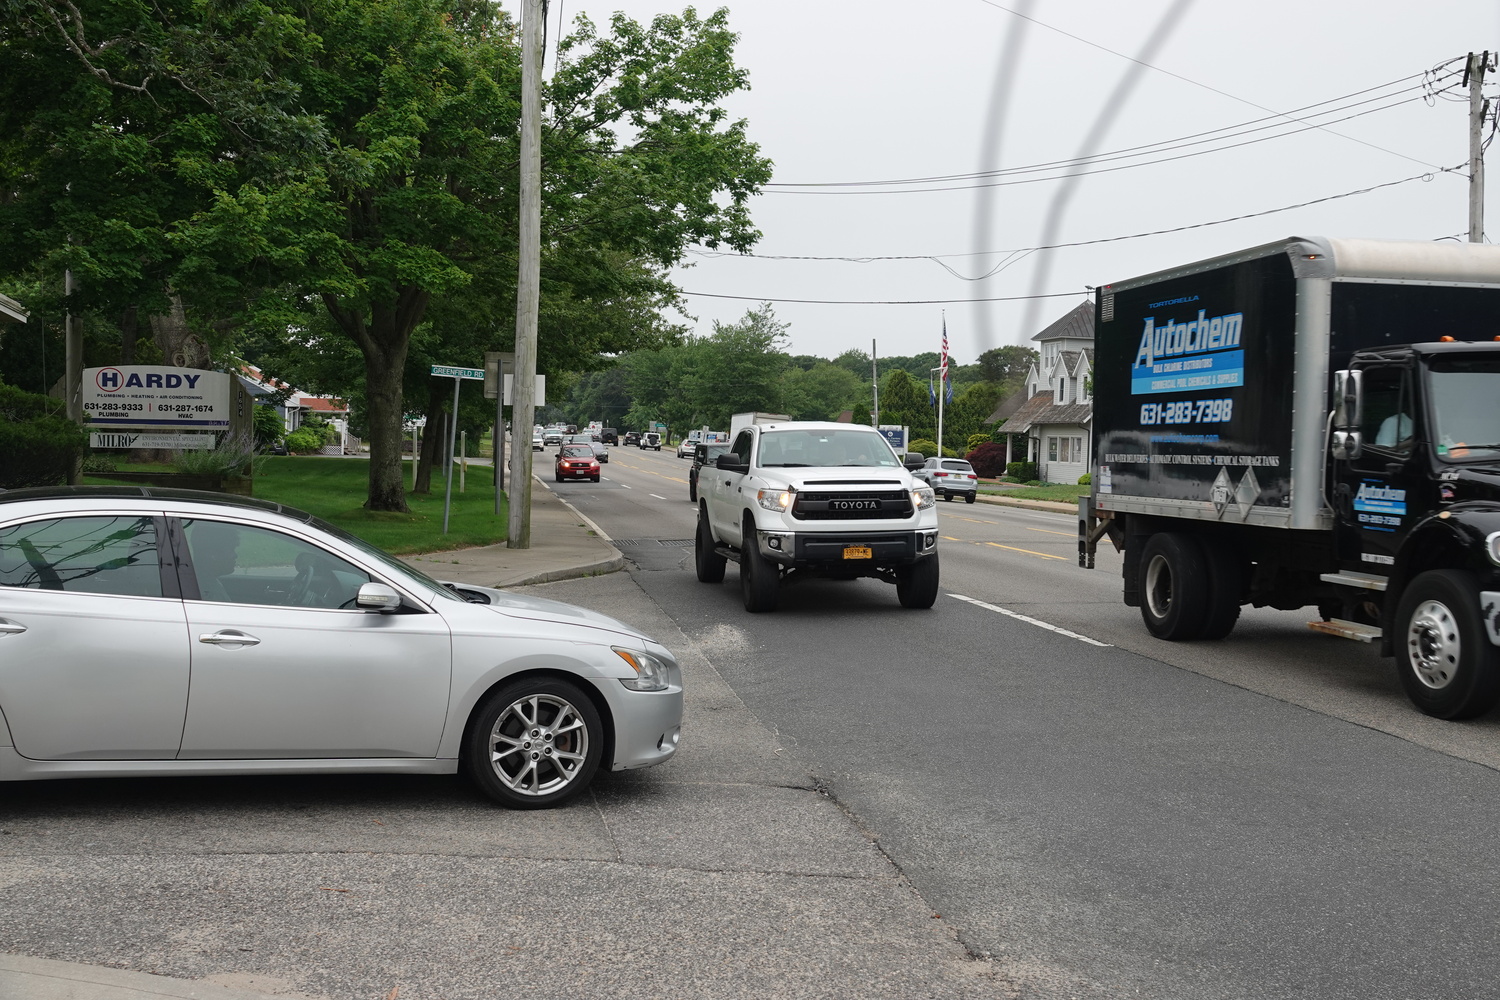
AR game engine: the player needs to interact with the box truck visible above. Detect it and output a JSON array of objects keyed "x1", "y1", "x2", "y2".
[{"x1": 1079, "y1": 236, "x2": 1500, "y2": 719}]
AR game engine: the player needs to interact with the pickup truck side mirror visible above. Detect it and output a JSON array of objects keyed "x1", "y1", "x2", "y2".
[
  {"x1": 716, "y1": 453, "x2": 748, "y2": 473},
  {"x1": 1331, "y1": 369, "x2": 1364, "y2": 460}
]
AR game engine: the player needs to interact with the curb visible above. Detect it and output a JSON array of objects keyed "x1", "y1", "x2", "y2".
[
  {"x1": 973, "y1": 494, "x2": 1079, "y2": 514},
  {"x1": 503, "y1": 552, "x2": 628, "y2": 588}
]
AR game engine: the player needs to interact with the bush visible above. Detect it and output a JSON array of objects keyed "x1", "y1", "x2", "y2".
[
  {"x1": 252, "y1": 404, "x2": 284, "y2": 451},
  {"x1": 174, "y1": 434, "x2": 257, "y2": 477},
  {"x1": 965, "y1": 441, "x2": 1008, "y2": 478},
  {"x1": 1026, "y1": 479, "x2": 1043, "y2": 487},
  {"x1": 1006, "y1": 461, "x2": 1038, "y2": 482},
  {"x1": 1077, "y1": 472, "x2": 1092, "y2": 485},
  {"x1": 284, "y1": 426, "x2": 327, "y2": 454},
  {"x1": 908, "y1": 438, "x2": 938, "y2": 459},
  {"x1": 0, "y1": 383, "x2": 87, "y2": 488},
  {"x1": 966, "y1": 433, "x2": 992, "y2": 454}
]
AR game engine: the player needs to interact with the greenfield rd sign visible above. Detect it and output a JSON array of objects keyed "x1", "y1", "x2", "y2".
[{"x1": 431, "y1": 365, "x2": 485, "y2": 380}]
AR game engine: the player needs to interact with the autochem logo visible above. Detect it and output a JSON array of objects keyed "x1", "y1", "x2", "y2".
[{"x1": 1130, "y1": 308, "x2": 1246, "y2": 396}]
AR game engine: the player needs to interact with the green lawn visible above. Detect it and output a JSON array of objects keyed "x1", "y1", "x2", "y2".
[
  {"x1": 87, "y1": 456, "x2": 510, "y2": 555},
  {"x1": 981, "y1": 482, "x2": 1090, "y2": 503}
]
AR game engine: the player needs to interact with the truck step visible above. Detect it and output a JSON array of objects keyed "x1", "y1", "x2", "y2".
[
  {"x1": 1307, "y1": 618, "x2": 1383, "y2": 643},
  {"x1": 1318, "y1": 571, "x2": 1389, "y2": 592}
]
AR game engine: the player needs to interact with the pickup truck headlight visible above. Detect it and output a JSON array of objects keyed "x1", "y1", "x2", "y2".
[
  {"x1": 912, "y1": 486, "x2": 936, "y2": 510},
  {"x1": 614, "y1": 647, "x2": 670, "y2": 692},
  {"x1": 1487, "y1": 531, "x2": 1500, "y2": 567},
  {"x1": 756, "y1": 488, "x2": 794, "y2": 512}
]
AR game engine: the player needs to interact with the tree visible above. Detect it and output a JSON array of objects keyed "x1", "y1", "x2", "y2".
[{"x1": 978, "y1": 345, "x2": 1039, "y2": 389}]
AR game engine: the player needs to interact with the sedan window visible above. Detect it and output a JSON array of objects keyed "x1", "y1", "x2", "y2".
[
  {"x1": 183, "y1": 519, "x2": 371, "y2": 609},
  {"x1": 0, "y1": 515, "x2": 162, "y2": 597}
]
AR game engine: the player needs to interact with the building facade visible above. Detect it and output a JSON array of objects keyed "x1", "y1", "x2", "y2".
[{"x1": 994, "y1": 299, "x2": 1094, "y2": 484}]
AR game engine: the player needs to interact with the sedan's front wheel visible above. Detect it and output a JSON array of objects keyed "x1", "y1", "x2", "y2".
[{"x1": 465, "y1": 679, "x2": 603, "y2": 809}]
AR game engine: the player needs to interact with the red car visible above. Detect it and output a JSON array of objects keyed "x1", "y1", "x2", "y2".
[{"x1": 555, "y1": 444, "x2": 600, "y2": 482}]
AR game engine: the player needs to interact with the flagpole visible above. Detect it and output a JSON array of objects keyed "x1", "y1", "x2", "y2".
[{"x1": 937, "y1": 311, "x2": 947, "y2": 457}]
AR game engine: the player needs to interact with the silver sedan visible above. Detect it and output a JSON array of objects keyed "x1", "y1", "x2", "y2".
[{"x1": 0, "y1": 487, "x2": 682, "y2": 808}]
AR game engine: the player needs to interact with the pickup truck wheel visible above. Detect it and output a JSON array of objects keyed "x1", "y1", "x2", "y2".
[
  {"x1": 1396, "y1": 569, "x2": 1500, "y2": 719},
  {"x1": 739, "y1": 517, "x2": 779, "y2": 612},
  {"x1": 689, "y1": 482, "x2": 697, "y2": 503},
  {"x1": 896, "y1": 553, "x2": 940, "y2": 609},
  {"x1": 1138, "y1": 532, "x2": 1209, "y2": 640},
  {"x1": 1198, "y1": 538, "x2": 1244, "y2": 640},
  {"x1": 695, "y1": 508, "x2": 726, "y2": 584}
]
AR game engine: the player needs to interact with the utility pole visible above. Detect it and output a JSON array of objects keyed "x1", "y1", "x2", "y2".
[
  {"x1": 64, "y1": 265, "x2": 81, "y2": 484},
  {"x1": 871, "y1": 339, "x2": 879, "y2": 428},
  {"x1": 1467, "y1": 51, "x2": 1490, "y2": 243},
  {"x1": 507, "y1": 0, "x2": 544, "y2": 549}
]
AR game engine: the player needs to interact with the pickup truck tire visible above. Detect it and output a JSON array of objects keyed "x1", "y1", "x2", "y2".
[
  {"x1": 695, "y1": 508, "x2": 726, "y2": 584},
  {"x1": 739, "y1": 515, "x2": 780, "y2": 613},
  {"x1": 896, "y1": 552, "x2": 940, "y2": 609},
  {"x1": 1395, "y1": 569, "x2": 1500, "y2": 720},
  {"x1": 1198, "y1": 538, "x2": 1244, "y2": 640},
  {"x1": 1138, "y1": 532, "x2": 1209, "y2": 641}
]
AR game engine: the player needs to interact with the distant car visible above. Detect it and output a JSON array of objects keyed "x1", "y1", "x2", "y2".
[
  {"x1": 640, "y1": 432, "x2": 661, "y2": 451},
  {"x1": 531, "y1": 430, "x2": 544, "y2": 451},
  {"x1": 913, "y1": 456, "x2": 978, "y2": 503},
  {"x1": 543, "y1": 429, "x2": 564, "y2": 448},
  {"x1": 676, "y1": 437, "x2": 697, "y2": 459},
  {"x1": 268, "y1": 441, "x2": 289, "y2": 456},
  {"x1": 601, "y1": 428, "x2": 619, "y2": 445},
  {"x1": 688, "y1": 443, "x2": 730, "y2": 502},
  {"x1": 589, "y1": 435, "x2": 610, "y2": 464},
  {"x1": 555, "y1": 444, "x2": 600, "y2": 483},
  {"x1": 624, "y1": 431, "x2": 641, "y2": 447},
  {"x1": 0, "y1": 486, "x2": 681, "y2": 808}
]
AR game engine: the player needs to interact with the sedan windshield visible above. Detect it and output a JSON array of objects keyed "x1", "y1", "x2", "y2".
[
  {"x1": 757, "y1": 429, "x2": 899, "y2": 468},
  {"x1": 1427, "y1": 355, "x2": 1500, "y2": 463}
]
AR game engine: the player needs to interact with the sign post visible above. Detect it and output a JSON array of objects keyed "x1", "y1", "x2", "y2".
[
  {"x1": 484, "y1": 351, "x2": 515, "y2": 516},
  {"x1": 431, "y1": 365, "x2": 484, "y2": 533}
]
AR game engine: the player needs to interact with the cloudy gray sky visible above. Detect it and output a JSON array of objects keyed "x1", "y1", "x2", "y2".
[{"x1": 516, "y1": 0, "x2": 1499, "y2": 366}]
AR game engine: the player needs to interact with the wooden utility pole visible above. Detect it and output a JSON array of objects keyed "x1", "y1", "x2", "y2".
[
  {"x1": 1468, "y1": 51, "x2": 1490, "y2": 243},
  {"x1": 871, "y1": 339, "x2": 879, "y2": 428},
  {"x1": 507, "y1": 0, "x2": 544, "y2": 549},
  {"x1": 64, "y1": 266, "x2": 81, "y2": 484}
]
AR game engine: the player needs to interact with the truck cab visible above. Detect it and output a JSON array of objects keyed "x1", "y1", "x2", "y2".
[{"x1": 694, "y1": 420, "x2": 940, "y2": 612}]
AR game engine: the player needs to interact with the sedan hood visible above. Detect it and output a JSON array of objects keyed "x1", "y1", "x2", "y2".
[{"x1": 441, "y1": 583, "x2": 652, "y2": 642}]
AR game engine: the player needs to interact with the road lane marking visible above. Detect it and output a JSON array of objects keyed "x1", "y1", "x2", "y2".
[
  {"x1": 948, "y1": 593, "x2": 1110, "y2": 646},
  {"x1": 649, "y1": 494, "x2": 669, "y2": 501},
  {"x1": 618, "y1": 483, "x2": 631, "y2": 488},
  {"x1": 984, "y1": 541, "x2": 1067, "y2": 561},
  {"x1": 1026, "y1": 527, "x2": 1075, "y2": 537}
]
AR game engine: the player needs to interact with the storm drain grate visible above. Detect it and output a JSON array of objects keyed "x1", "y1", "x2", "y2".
[
  {"x1": 612, "y1": 538, "x2": 692, "y2": 548},
  {"x1": 658, "y1": 538, "x2": 693, "y2": 547}
]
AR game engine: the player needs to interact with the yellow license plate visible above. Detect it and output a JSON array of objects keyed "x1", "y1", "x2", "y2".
[{"x1": 843, "y1": 546, "x2": 873, "y2": 560}]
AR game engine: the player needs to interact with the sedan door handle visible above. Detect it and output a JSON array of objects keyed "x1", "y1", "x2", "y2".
[
  {"x1": 198, "y1": 630, "x2": 261, "y2": 647},
  {"x1": 0, "y1": 620, "x2": 26, "y2": 636}
]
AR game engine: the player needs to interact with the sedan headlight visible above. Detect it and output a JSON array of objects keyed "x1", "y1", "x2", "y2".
[
  {"x1": 614, "y1": 647, "x2": 670, "y2": 692},
  {"x1": 912, "y1": 486, "x2": 936, "y2": 510},
  {"x1": 756, "y1": 487, "x2": 794, "y2": 512}
]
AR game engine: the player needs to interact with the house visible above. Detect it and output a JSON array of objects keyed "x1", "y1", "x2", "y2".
[
  {"x1": 993, "y1": 299, "x2": 1094, "y2": 484},
  {"x1": 239, "y1": 364, "x2": 359, "y2": 455}
]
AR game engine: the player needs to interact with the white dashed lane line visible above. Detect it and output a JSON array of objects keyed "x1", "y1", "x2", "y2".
[
  {"x1": 648, "y1": 494, "x2": 669, "y2": 501},
  {"x1": 948, "y1": 593, "x2": 1111, "y2": 647}
]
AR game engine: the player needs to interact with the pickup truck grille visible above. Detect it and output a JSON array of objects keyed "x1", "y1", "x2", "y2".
[{"x1": 792, "y1": 489, "x2": 913, "y2": 520}]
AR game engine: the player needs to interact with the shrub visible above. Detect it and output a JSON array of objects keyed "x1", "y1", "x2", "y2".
[
  {"x1": 252, "y1": 404, "x2": 284, "y2": 451},
  {"x1": 0, "y1": 383, "x2": 87, "y2": 488},
  {"x1": 1026, "y1": 479, "x2": 1043, "y2": 486},
  {"x1": 965, "y1": 442, "x2": 1008, "y2": 478},
  {"x1": 284, "y1": 426, "x2": 327, "y2": 454},
  {"x1": 1077, "y1": 472, "x2": 1092, "y2": 485},
  {"x1": 1006, "y1": 461, "x2": 1038, "y2": 482},
  {"x1": 908, "y1": 438, "x2": 938, "y2": 459},
  {"x1": 966, "y1": 432, "x2": 992, "y2": 453},
  {"x1": 174, "y1": 434, "x2": 257, "y2": 477}
]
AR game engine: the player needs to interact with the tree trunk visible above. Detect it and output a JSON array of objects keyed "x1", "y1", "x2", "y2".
[
  {"x1": 323, "y1": 287, "x2": 429, "y2": 512},
  {"x1": 119, "y1": 306, "x2": 138, "y2": 365},
  {"x1": 149, "y1": 294, "x2": 210, "y2": 368}
]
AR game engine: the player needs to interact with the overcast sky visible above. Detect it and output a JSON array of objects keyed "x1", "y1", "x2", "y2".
[{"x1": 515, "y1": 0, "x2": 1499, "y2": 367}]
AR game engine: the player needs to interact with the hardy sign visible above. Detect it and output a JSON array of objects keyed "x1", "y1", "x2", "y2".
[{"x1": 83, "y1": 366, "x2": 232, "y2": 428}]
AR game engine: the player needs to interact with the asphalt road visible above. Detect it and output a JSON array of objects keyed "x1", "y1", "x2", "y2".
[{"x1": 569, "y1": 446, "x2": 1500, "y2": 999}]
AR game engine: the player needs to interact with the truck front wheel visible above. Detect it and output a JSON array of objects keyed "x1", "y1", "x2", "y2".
[
  {"x1": 695, "y1": 507, "x2": 726, "y2": 584},
  {"x1": 739, "y1": 516, "x2": 780, "y2": 612},
  {"x1": 1395, "y1": 569, "x2": 1500, "y2": 720},
  {"x1": 896, "y1": 553, "x2": 940, "y2": 609},
  {"x1": 1138, "y1": 532, "x2": 1210, "y2": 641}
]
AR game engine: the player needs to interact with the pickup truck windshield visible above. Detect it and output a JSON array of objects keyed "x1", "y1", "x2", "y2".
[
  {"x1": 757, "y1": 429, "x2": 900, "y2": 468},
  {"x1": 1428, "y1": 355, "x2": 1500, "y2": 462}
]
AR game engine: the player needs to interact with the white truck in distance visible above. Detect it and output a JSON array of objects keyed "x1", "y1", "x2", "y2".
[{"x1": 694, "y1": 419, "x2": 941, "y2": 612}]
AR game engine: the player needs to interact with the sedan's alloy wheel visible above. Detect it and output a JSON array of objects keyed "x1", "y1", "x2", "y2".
[{"x1": 486, "y1": 693, "x2": 590, "y2": 795}]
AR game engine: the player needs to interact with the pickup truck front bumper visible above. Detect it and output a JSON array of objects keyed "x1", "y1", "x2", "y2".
[{"x1": 755, "y1": 528, "x2": 938, "y2": 567}]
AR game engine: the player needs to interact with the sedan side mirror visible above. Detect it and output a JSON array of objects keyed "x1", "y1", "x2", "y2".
[{"x1": 355, "y1": 582, "x2": 404, "y2": 612}]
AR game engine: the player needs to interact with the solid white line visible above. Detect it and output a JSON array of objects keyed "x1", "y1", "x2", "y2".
[
  {"x1": 947, "y1": 593, "x2": 1111, "y2": 647},
  {"x1": 648, "y1": 494, "x2": 669, "y2": 501}
]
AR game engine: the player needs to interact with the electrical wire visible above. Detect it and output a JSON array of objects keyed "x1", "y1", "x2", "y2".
[
  {"x1": 767, "y1": 70, "x2": 1447, "y2": 189},
  {"x1": 968, "y1": 0, "x2": 1449, "y2": 170},
  {"x1": 676, "y1": 290, "x2": 1087, "y2": 306},
  {"x1": 687, "y1": 166, "x2": 1463, "y2": 266}
]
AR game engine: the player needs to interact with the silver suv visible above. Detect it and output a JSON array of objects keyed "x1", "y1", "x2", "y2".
[{"x1": 914, "y1": 457, "x2": 978, "y2": 503}]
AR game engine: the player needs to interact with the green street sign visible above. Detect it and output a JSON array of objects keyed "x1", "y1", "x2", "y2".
[{"x1": 431, "y1": 364, "x2": 485, "y2": 380}]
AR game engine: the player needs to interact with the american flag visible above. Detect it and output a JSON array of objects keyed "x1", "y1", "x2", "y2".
[{"x1": 940, "y1": 316, "x2": 949, "y2": 379}]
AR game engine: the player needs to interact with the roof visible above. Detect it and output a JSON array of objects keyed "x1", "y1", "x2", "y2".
[
  {"x1": 301, "y1": 396, "x2": 348, "y2": 414},
  {"x1": 985, "y1": 391, "x2": 1028, "y2": 425},
  {"x1": 0, "y1": 292, "x2": 28, "y2": 324},
  {"x1": 1029, "y1": 300, "x2": 1095, "y2": 343},
  {"x1": 995, "y1": 392, "x2": 1094, "y2": 434}
]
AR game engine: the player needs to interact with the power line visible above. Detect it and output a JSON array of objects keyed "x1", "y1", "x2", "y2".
[
  {"x1": 767, "y1": 70, "x2": 1446, "y2": 189},
  {"x1": 677, "y1": 290, "x2": 1087, "y2": 306},
  {"x1": 968, "y1": 0, "x2": 1450, "y2": 170},
  {"x1": 688, "y1": 166, "x2": 1462, "y2": 265}
]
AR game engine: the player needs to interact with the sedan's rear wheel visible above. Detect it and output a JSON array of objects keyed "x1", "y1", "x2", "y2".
[{"x1": 465, "y1": 678, "x2": 602, "y2": 809}]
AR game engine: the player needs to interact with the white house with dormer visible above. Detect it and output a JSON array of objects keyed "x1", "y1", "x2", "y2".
[{"x1": 994, "y1": 299, "x2": 1095, "y2": 484}]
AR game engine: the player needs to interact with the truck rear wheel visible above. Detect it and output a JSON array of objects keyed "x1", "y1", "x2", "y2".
[
  {"x1": 1138, "y1": 532, "x2": 1210, "y2": 641},
  {"x1": 1199, "y1": 538, "x2": 1244, "y2": 640},
  {"x1": 695, "y1": 507, "x2": 726, "y2": 584},
  {"x1": 1395, "y1": 569, "x2": 1500, "y2": 720},
  {"x1": 739, "y1": 517, "x2": 779, "y2": 612},
  {"x1": 896, "y1": 553, "x2": 940, "y2": 609}
]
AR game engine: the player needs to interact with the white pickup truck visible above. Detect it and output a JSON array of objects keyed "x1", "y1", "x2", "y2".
[{"x1": 693, "y1": 420, "x2": 941, "y2": 611}]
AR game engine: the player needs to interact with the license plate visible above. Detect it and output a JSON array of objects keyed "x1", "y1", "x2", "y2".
[{"x1": 843, "y1": 546, "x2": 873, "y2": 560}]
